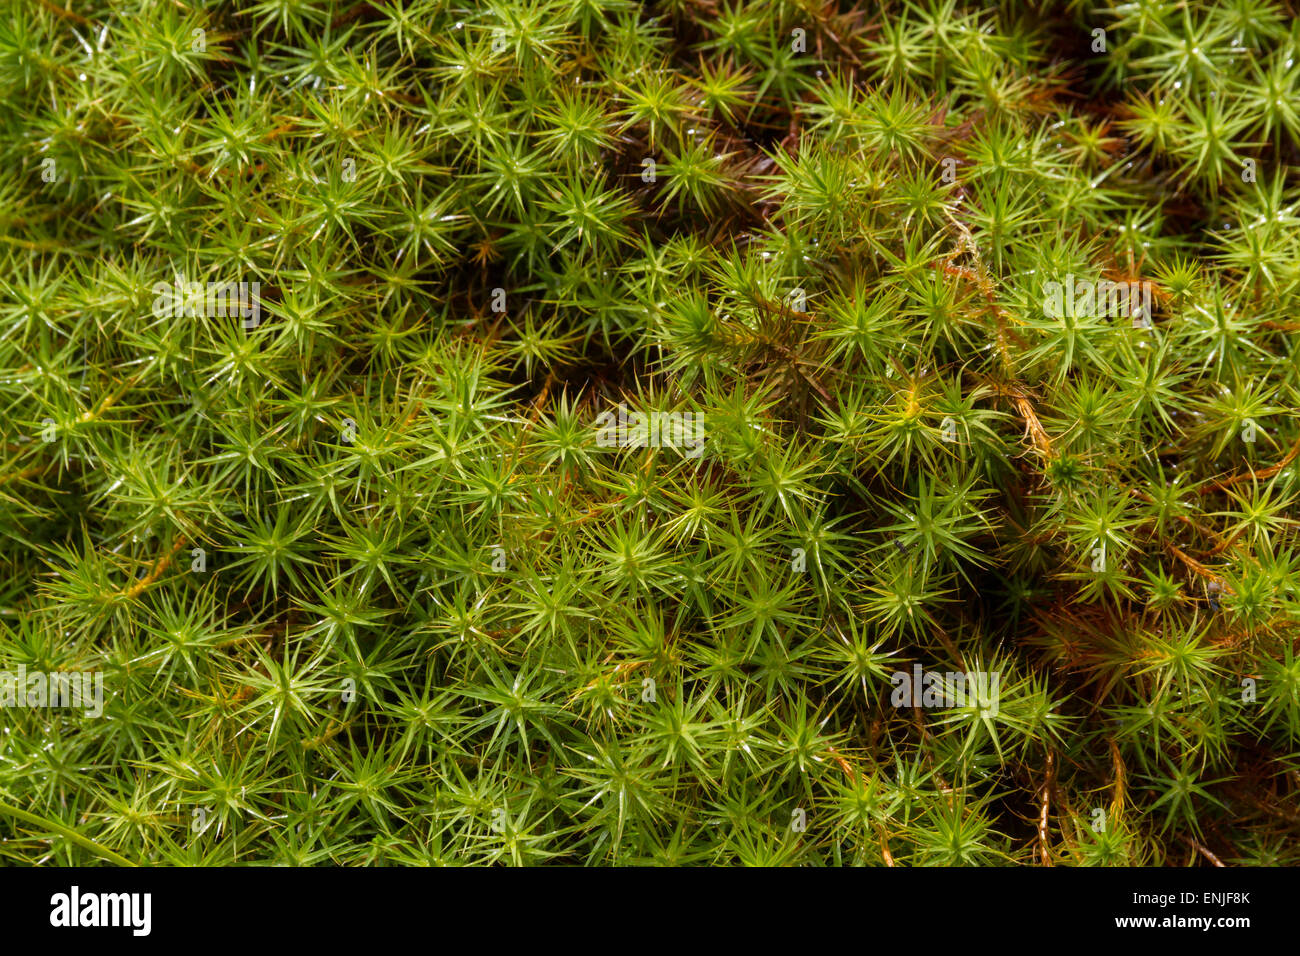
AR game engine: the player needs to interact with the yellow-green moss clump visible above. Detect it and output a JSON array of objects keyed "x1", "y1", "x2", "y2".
[{"x1": 0, "y1": 0, "x2": 1298, "y2": 865}]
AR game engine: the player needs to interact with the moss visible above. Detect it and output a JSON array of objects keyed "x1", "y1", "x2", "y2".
[{"x1": 0, "y1": 0, "x2": 1297, "y2": 866}]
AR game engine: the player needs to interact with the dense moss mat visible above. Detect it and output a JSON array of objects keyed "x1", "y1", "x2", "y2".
[{"x1": 1, "y1": 0, "x2": 1298, "y2": 865}]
